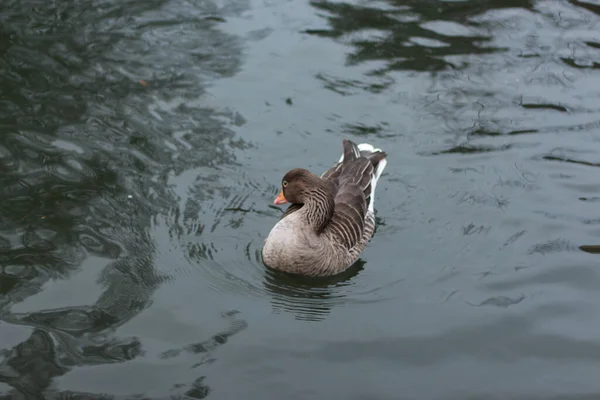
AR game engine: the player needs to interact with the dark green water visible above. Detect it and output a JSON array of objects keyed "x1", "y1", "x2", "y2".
[{"x1": 1, "y1": 0, "x2": 600, "y2": 398}]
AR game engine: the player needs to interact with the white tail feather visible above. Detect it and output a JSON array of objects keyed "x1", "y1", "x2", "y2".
[
  {"x1": 337, "y1": 142, "x2": 387, "y2": 213},
  {"x1": 357, "y1": 143, "x2": 377, "y2": 153},
  {"x1": 368, "y1": 156, "x2": 387, "y2": 213},
  {"x1": 338, "y1": 143, "x2": 381, "y2": 162}
]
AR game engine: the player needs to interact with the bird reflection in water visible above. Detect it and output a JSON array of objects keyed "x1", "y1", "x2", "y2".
[{"x1": 262, "y1": 259, "x2": 365, "y2": 322}]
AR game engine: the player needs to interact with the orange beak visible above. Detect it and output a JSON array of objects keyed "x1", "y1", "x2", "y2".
[{"x1": 273, "y1": 190, "x2": 288, "y2": 205}]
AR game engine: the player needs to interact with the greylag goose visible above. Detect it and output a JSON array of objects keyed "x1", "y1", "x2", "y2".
[{"x1": 262, "y1": 139, "x2": 387, "y2": 276}]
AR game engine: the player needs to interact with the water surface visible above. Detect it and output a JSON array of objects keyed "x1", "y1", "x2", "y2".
[{"x1": 2, "y1": 0, "x2": 600, "y2": 398}]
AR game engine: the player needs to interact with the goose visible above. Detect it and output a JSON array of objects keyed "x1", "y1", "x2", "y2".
[{"x1": 262, "y1": 139, "x2": 387, "y2": 276}]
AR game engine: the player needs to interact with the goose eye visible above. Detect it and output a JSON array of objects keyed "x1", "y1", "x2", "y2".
[{"x1": 282, "y1": 180, "x2": 288, "y2": 187}]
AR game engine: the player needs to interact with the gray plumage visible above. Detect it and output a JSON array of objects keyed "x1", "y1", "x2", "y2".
[{"x1": 262, "y1": 139, "x2": 388, "y2": 276}]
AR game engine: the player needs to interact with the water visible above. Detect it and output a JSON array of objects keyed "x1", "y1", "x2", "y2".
[{"x1": 1, "y1": 0, "x2": 600, "y2": 398}]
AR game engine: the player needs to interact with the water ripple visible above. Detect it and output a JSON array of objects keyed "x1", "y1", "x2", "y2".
[{"x1": 2, "y1": 0, "x2": 600, "y2": 397}]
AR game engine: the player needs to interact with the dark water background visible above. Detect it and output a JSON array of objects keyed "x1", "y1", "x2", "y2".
[{"x1": 1, "y1": 0, "x2": 600, "y2": 398}]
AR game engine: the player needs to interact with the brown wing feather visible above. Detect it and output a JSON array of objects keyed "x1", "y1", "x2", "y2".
[
  {"x1": 321, "y1": 140, "x2": 361, "y2": 182},
  {"x1": 340, "y1": 157, "x2": 374, "y2": 203},
  {"x1": 326, "y1": 187, "x2": 366, "y2": 249},
  {"x1": 325, "y1": 157, "x2": 374, "y2": 249},
  {"x1": 321, "y1": 162, "x2": 342, "y2": 183},
  {"x1": 342, "y1": 139, "x2": 360, "y2": 162},
  {"x1": 362, "y1": 151, "x2": 386, "y2": 207}
]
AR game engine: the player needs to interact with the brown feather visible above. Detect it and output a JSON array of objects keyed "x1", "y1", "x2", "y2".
[{"x1": 342, "y1": 139, "x2": 360, "y2": 163}]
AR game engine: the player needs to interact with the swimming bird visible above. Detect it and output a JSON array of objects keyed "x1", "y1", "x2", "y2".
[{"x1": 262, "y1": 139, "x2": 387, "y2": 276}]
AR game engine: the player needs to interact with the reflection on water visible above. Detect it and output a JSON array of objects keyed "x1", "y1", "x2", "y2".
[
  {"x1": 307, "y1": 0, "x2": 524, "y2": 73},
  {"x1": 1, "y1": 0, "x2": 600, "y2": 397},
  {"x1": 0, "y1": 0, "x2": 247, "y2": 397},
  {"x1": 263, "y1": 260, "x2": 365, "y2": 321}
]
